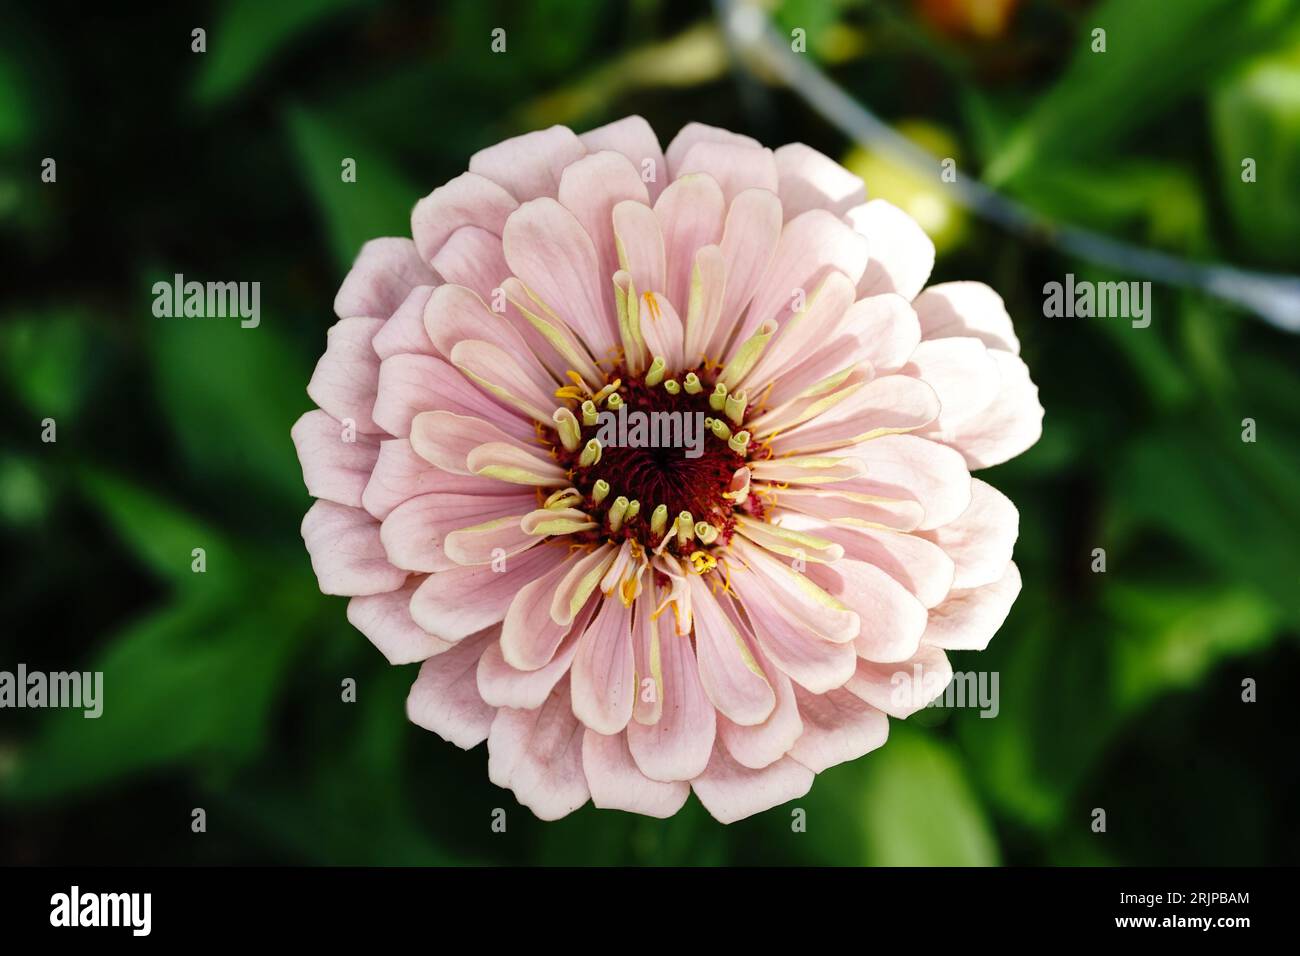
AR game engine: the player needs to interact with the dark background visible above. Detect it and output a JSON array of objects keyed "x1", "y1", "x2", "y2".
[{"x1": 1, "y1": 0, "x2": 1298, "y2": 865}]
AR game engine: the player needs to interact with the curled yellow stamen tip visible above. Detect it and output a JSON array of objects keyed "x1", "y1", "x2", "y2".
[
  {"x1": 544, "y1": 488, "x2": 583, "y2": 510},
  {"x1": 663, "y1": 379, "x2": 681, "y2": 395},
  {"x1": 579, "y1": 438, "x2": 602, "y2": 468},
  {"x1": 690, "y1": 551, "x2": 717, "y2": 574},
  {"x1": 553, "y1": 407, "x2": 581, "y2": 452},
  {"x1": 709, "y1": 382, "x2": 728, "y2": 411},
  {"x1": 725, "y1": 391, "x2": 747, "y2": 426},
  {"x1": 608, "y1": 496, "x2": 630, "y2": 533},
  {"x1": 683, "y1": 372, "x2": 702, "y2": 395},
  {"x1": 728, "y1": 430, "x2": 750, "y2": 454},
  {"x1": 649, "y1": 503, "x2": 669, "y2": 536},
  {"x1": 695, "y1": 521, "x2": 719, "y2": 544},
  {"x1": 606, "y1": 393, "x2": 624, "y2": 410},
  {"x1": 624, "y1": 499, "x2": 641, "y2": 522},
  {"x1": 645, "y1": 356, "x2": 666, "y2": 387},
  {"x1": 565, "y1": 370, "x2": 587, "y2": 390},
  {"x1": 581, "y1": 400, "x2": 599, "y2": 426},
  {"x1": 593, "y1": 379, "x2": 622, "y2": 405},
  {"x1": 710, "y1": 418, "x2": 732, "y2": 441},
  {"x1": 592, "y1": 479, "x2": 610, "y2": 505},
  {"x1": 676, "y1": 511, "x2": 695, "y2": 544}
]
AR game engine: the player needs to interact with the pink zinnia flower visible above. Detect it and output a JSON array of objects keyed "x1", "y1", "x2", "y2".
[{"x1": 292, "y1": 118, "x2": 1043, "y2": 822}]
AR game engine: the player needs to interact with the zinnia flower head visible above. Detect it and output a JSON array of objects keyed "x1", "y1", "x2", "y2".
[{"x1": 293, "y1": 118, "x2": 1043, "y2": 822}]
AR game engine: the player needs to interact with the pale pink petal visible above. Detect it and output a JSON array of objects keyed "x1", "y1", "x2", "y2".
[
  {"x1": 477, "y1": 627, "x2": 581, "y2": 710},
  {"x1": 408, "y1": 543, "x2": 560, "y2": 641},
  {"x1": 306, "y1": 317, "x2": 385, "y2": 434},
  {"x1": 664, "y1": 122, "x2": 760, "y2": 179},
  {"x1": 301, "y1": 499, "x2": 407, "y2": 596},
  {"x1": 468, "y1": 125, "x2": 586, "y2": 202},
  {"x1": 714, "y1": 188, "x2": 782, "y2": 355},
  {"x1": 406, "y1": 626, "x2": 497, "y2": 748},
  {"x1": 450, "y1": 339, "x2": 558, "y2": 424},
  {"x1": 654, "y1": 173, "x2": 725, "y2": 314},
  {"x1": 378, "y1": 357, "x2": 534, "y2": 443},
  {"x1": 805, "y1": 557, "x2": 929, "y2": 663},
  {"x1": 371, "y1": 284, "x2": 436, "y2": 360},
  {"x1": 423, "y1": 284, "x2": 555, "y2": 396},
  {"x1": 500, "y1": 554, "x2": 586, "y2": 670},
  {"x1": 739, "y1": 209, "x2": 870, "y2": 346},
  {"x1": 689, "y1": 575, "x2": 776, "y2": 726},
  {"x1": 570, "y1": 597, "x2": 636, "y2": 735},
  {"x1": 612, "y1": 200, "x2": 666, "y2": 298},
  {"x1": 923, "y1": 561, "x2": 1022, "y2": 651},
  {"x1": 677, "y1": 141, "x2": 779, "y2": 207},
  {"x1": 502, "y1": 197, "x2": 617, "y2": 357},
  {"x1": 726, "y1": 565, "x2": 857, "y2": 693},
  {"x1": 408, "y1": 410, "x2": 537, "y2": 476},
  {"x1": 843, "y1": 645, "x2": 953, "y2": 718},
  {"x1": 914, "y1": 281, "x2": 1020, "y2": 354},
  {"x1": 848, "y1": 200, "x2": 935, "y2": 302},
  {"x1": 559, "y1": 151, "x2": 650, "y2": 288},
  {"x1": 931, "y1": 350, "x2": 1044, "y2": 470},
  {"x1": 362, "y1": 439, "x2": 520, "y2": 521},
  {"x1": 411, "y1": 171, "x2": 517, "y2": 266},
  {"x1": 729, "y1": 537, "x2": 860, "y2": 644},
  {"x1": 691, "y1": 745, "x2": 813, "y2": 824},
  {"x1": 836, "y1": 434, "x2": 972, "y2": 530},
  {"x1": 839, "y1": 293, "x2": 921, "y2": 373},
  {"x1": 347, "y1": 577, "x2": 454, "y2": 665},
  {"x1": 627, "y1": 602, "x2": 717, "y2": 782},
  {"x1": 796, "y1": 519, "x2": 955, "y2": 608},
  {"x1": 904, "y1": 337, "x2": 1001, "y2": 437},
  {"x1": 334, "y1": 237, "x2": 437, "y2": 320},
  {"x1": 714, "y1": 634, "x2": 803, "y2": 770},
  {"x1": 774, "y1": 143, "x2": 865, "y2": 220},
  {"x1": 291, "y1": 409, "x2": 380, "y2": 508},
  {"x1": 582, "y1": 729, "x2": 690, "y2": 818},
  {"x1": 430, "y1": 225, "x2": 510, "y2": 302},
  {"x1": 380, "y1": 492, "x2": 535, "y2": 573},
  {"x1": 920, "y1": 478, "x2": 1018, "y2": 590},
  {"x1": 579, "y1": 115, "x2": 666, "y2": 201},
  {"x1": 488, "y1": 676, "x2": 590, "y2": 820},
  {"x1": 767, "y1": 374, "x2": 940, "y2": 455},
  {"x1": 638, "y1": 292, "x2": 685, "y2": 372},
  {"x1": 788, "y1": 686, "x2": 889, "y2": 773}
]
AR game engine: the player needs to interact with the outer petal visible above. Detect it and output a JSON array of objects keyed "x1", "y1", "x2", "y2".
[
  {"x1": 923, "y1": 561, "x2": 1022, "y2": 651},
  {"x1": 774, "y1": 143, "x2": 865, "y2": 220},
  {"x1": 920, "y1": 478, "x2": 1018, "y2": 590},
  {"x1": 579, "y1": 115, "x2": 666, "y2": 201},
  {"x1": 306, "y1": 317, "x2": 385, "y2": 434},
  {"x1": 570, "y1": 598, "x2": 636, "y2": 735},
  {"x1": 788, "y1": 686, "x2": 889, "y2": 774},
  {"x1": 291, "y1": 409, "x2": 380, "y2": 508},
  {"x1": 691, "y1": 745, "x2": 814, "y2": 824},
  {"x1": 582, "y1": 729, "x2": 690, "y2": 818},
  {"x1": 334, "y1": 237, "x2": 437, "y2": 320},
  {"x1": 487, "y1": 676, "x2": 590, "y2": 820},
  {"x1": 408, "y1": 542, "x2": 559, "y2": 641},
  {"x1": 347, "y1": 577, "x2": 454, "y2": 665},
  {"x1": 930, "y1": 350, "x2": 1044, "y2": 470},
  {"x1": 469, "y1": 125, "x2": 586, "y2": 202},
  {"x1": 914, "y1": 281, "x2": 1020, "y2": 354},
  {"x1": 843, "y1": 645, "x2": 953, "y2": 719},
  {"x1": 848, "y1": 200, "x2": 935, "y2": 302},
  {"x1": 301, "y1": 500, "x2": 407, "y2": 596},
  {"x1": 406, "y1": 627, "x2": 497, "y2": 748},
  {"x1": 411, "y1": 171, "x2": 517, "y2": 266}
]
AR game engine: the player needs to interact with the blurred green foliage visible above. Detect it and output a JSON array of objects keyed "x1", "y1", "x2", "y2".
[{"x1": 0, "y1": 0, "x2": 1297, "y2": 865}]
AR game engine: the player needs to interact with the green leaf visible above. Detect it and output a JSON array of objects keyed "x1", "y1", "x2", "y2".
[
  {"x1": 76, "y1": 469, "x2": 241, "y2": 590},
  {"x1": 193, "y1": 0, "x2": 373, "y2": 105},
  {"x1": 0, "y1": 307, "x2": 95, "y2": 419},
  {"x1": 987, "y1": 0, "x2": 1300, "y2": 184},
  {"x1": 148, "y1": 295, "x2": 310, "y2": 504},
  {"x1": 857, "y1": 725, "x2": 999, "y2": 866},
  {"x1": 285, "y1": 105, "x2": 421, "y2": 271},
  {"x1": 4, "y1": 585, "x2": 312, "y2": 801}
]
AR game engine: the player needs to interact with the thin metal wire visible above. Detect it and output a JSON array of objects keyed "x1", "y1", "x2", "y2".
[{"x1": 715, "y1": 0, "x2": 1300, "y2": 333}]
